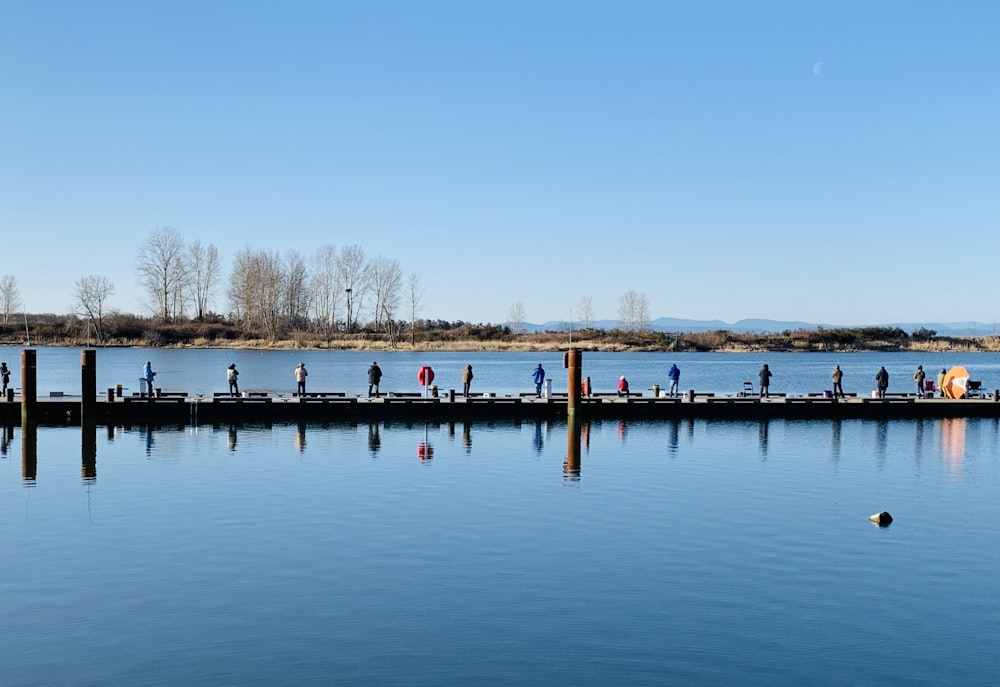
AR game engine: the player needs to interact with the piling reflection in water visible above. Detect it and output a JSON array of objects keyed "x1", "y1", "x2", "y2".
[
  {"x1": 21, "y1": 422, "x2": 36, "y2": 485},
  {"x1": 564, "y1": 417, "x2": 581, "y2": 481},
  {"x1": 82, "y1": 424, "x2": 96, "y2": 483}
]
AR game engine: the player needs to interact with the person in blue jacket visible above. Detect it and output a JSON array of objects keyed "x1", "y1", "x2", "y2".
[
  {"x1": 667, "y1": 363, "x2": 680, "y2": 397},
  {"x1": 759, "y1": 364, "x2": 772, "y2": 398},
  {"x1": 142, "y1": 361, "x2": 156, "y2": 399},
  {"x1": 532, "y1": 364, "x2": 545, "y2": 398}
]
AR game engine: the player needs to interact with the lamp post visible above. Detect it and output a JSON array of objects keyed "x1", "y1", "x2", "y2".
[{"x1": 345, "y1": 288, "x2": 353, "y2": 333}]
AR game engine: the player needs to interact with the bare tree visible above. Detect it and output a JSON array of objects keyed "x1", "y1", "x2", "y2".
[
  {"x1": 187, "y1": 240, "x2": 220, "y2": 320},
  {"x1": 228, "y1": 247, "x2": 284, "y2": 338},
  {"x1": 507, "y1": 301, "x2": 526, "y2": 334},
  {"x1": 137, "y1": 226, "x2": 187, "y2": 320},
  {"x1": 310, "y1": 244, "x2": 340, "y2": 337},
  {"x1": 75, "y1": 275, "x2": 114, "y2": 344},
  {"x1": 618, "y1": 291, "x2": 650, "y2": 332},
  {"x1": 369, "y1": 255, "x2": 403, "y2": 333},
  {"x1": 407, "y1": 272, "x2": 424, "y2": 346},
  {"x1": 337, "y1": 245, "x2": 368, "y2": 332},
  {"x1": 283, "y1": 250, "x2": 310, "y2": 330},
  {"x1": 0, "y1": 274, "x2": 21, "y2": 324},
  {"x1": 577, "y1": 295, "x2": 593, "y2": 330}
]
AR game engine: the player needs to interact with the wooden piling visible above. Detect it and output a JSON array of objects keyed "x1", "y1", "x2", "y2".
[
  {"x1": 81, "y1": 349, "x2": 97, "y2": 425},
  {"x1": 566, "y1": 349, "x2": 582, "y2": 417},
  {"x1": 21, "y1": 349, "x2": 36, "y2": 425}
]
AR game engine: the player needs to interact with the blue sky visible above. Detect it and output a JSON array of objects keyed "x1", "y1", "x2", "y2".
[{"x1": 2, "y1": 1, "x2": 998, "y2": 326}]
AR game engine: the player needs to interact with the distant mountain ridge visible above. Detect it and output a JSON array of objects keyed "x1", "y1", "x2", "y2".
[{"x1": 514, "y1": 318, "x2": 998, "y2": 338}]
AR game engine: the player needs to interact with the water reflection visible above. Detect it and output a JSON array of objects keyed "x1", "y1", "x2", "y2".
[
  {"x1": 758, "y1": 419, "x2": 769, "y2": 457},
  {"x1": 874, "y1": 421, "x2": 889, "y2": 471},
  {"x1": 913, "y1": 419, "x2": 925, "y2": 467},
  {"x1": 667, "y1": 420, "x2": 679, "y2": 455},
  {"x1": 22, "y1": 422, "x2": 36, "y2": 486},
  {"x1": 296, "y1": 421, "x2": 307, "y2": 452},
  {"x1": 462, "y1": 422, "x2": 472, "y2": 452},
  {"x1": 564, "y1": 418, "x2": 581, "y2": 480},
  {"x1": 82, "y1": 424, "x2": 97, "y2": 483},
  {"x1": 941, "y1": 418, "x2": 967, "y2": 473},
  {"x1": 228, "y1": 424, "x2": 237, "y2": 452},
  {"x1": 830, "y1": 419, "x2": 842, "y2": 467},
  {"x1": 1, "y1": 422, "x2": 13, "y2": 456},
  {"x1": 419, "y1": 424, "x2": 433, "y2": 461},
  {"x1": 144, "y1": 425, "x2": 155, "y2": 456},
  {"x1": 533, "y1": 420, "x2": 544, "y2": 455},
  {"x1": 368, "y1": 423, "x2": 381, "y2": 454}
]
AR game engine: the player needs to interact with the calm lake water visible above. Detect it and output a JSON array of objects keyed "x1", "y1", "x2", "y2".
[
  {"x1": 2, "y1": 346, "x2": 1000, "y2": 398},
  {"x1": 2, "y1": 413, "x2": 1000, "y2": 685}
]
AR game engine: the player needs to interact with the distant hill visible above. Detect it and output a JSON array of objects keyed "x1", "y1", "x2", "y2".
[{"x1": 513, "y1": 318, "x2": 998, "y2": 338}]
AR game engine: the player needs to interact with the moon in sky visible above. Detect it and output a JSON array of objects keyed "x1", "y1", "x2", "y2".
[{"x1": 812, "y1": 61, "x2": 823, "y2": 76}]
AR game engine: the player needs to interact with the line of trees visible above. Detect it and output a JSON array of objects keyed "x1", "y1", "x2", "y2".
[{"x1": 123, "y1": 227, "x2": 422, "y2": 344}]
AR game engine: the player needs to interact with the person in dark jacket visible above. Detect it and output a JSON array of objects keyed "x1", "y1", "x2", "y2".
[
  {"x1": 758, "y1": 364, "x2": 772, "y2": 398},
  {"x1": 227, "y1": 363, "x2": 239, "y2": 397},
  {"x1": 461, "y1": 365, "x2": 474, "y2": 398},
  {"x1": 368, "y1": 361, "x2": 383, "y2": 397},
  {"x1": 876, "y1": 366, "x2": 889, "y2": 398},
  {"x1": 914, "y1": 365, "x2": 926, "y2": 397}
]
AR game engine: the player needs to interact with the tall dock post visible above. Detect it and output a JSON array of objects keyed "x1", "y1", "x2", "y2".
[
  {"x1": 81, "y1": 349, "x2": 97, "y2": 425},
  {"x1": 566, "y1": 348, "x2": 582, "y2": 417},
  {"x1": 21, "y1": 349, "x2": 36, "y2": 425}
]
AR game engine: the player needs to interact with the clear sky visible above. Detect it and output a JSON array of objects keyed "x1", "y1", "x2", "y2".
[{"x1": 2, "y1": 1, "x2": 998, "y2": 326}]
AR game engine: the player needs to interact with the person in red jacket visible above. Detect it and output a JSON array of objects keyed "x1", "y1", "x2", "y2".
[{"x1": 617, "y1": 376, "x2": 630, "y2": 397}]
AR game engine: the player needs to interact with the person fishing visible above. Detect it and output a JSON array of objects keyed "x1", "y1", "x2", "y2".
[
  {"x1": 368, "y1": 361, "x2": 382, "y2": 397},
  {"x1": 532, "y1": 363, "x2": 545, "y2": 398},
  {"x1": 227, "y1": 363, "x2": 240, "y2": 397},
  {"x1": 914, "y1": 365, "x2": 926, "y2": 397},
  {"x1": 462, "y1": 364, "x2": 474, "y2": 398},
  {"x1": 667, "y1": 363, "x2": 680, "y2": 397},
  {"x1": 142, "y1": 360, "x2": 156, "y2": 399},
  {"x1": 875, "y1": 366, "x2": 889, "y2": 399},
  {"x1": 0, "y1": 362, "x2": 10, "y2": 396},
  {"x1": 617, "y1": 376, "x2": 630, "y2": 397},
  {"x1": 295, "y1": 362, "x2": 308, "y2": 396}
]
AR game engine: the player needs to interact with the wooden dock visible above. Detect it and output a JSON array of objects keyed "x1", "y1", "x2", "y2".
[{"x1": 3, "y1": 393, "x2": 1000, "y2": 426}]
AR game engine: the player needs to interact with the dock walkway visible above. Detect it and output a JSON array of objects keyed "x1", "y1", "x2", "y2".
[{"x1": 3, "y1": 392, "x2": 999, "y2": 426}]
